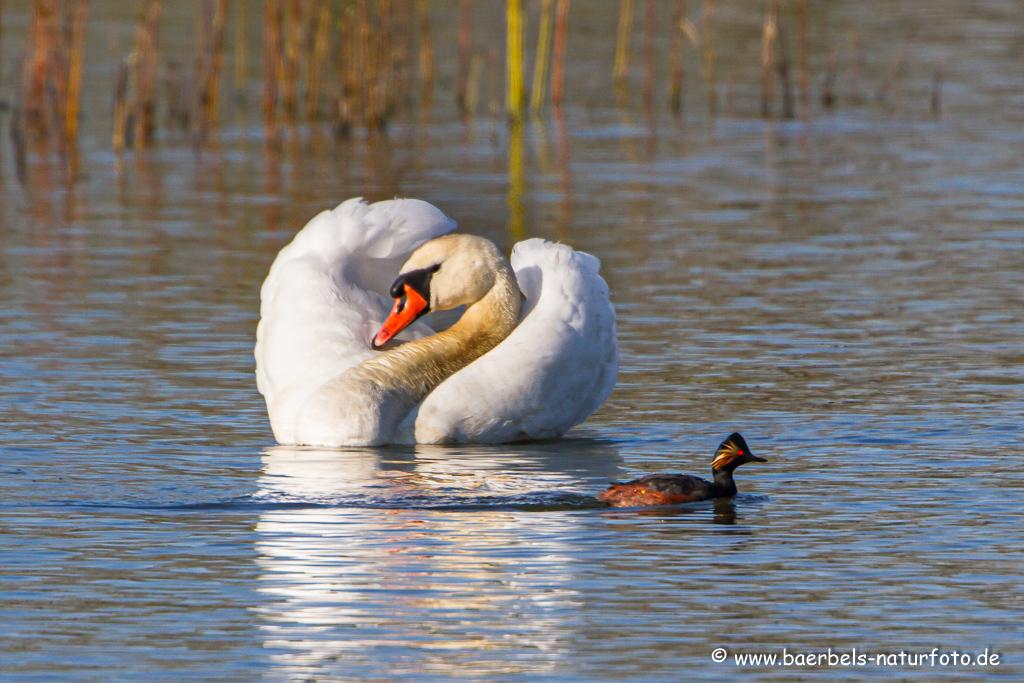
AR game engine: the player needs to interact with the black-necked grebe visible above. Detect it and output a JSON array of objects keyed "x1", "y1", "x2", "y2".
[{"x1": 596, "y1": 433, "x2": 765, "y2": 508}]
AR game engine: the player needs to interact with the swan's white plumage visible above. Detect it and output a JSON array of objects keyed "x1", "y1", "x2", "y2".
[
  {"x1": 409, "y1": 239, "x2": 618, "y2": 443},
  {"x1": 256, "y1": 198, "x2": 618, "y2": 446},
  {"x1": 255, "y1": 198, "x2": 456, "y2": 444}
]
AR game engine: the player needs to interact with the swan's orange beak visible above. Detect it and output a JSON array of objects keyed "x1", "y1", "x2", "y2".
[{"x1": 373, "y1": 284, "x2": 430, "y2": 348}]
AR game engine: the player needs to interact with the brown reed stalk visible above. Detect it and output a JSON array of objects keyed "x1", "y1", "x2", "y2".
[
  {"x1": 113, "y1": 58, "x2": 131, "y2": 153},
  {"x1": 376, "y1": 0, "x2": 396, "y2": 124},
  {"x1": 530, "y1": 0, "x2": 554, "y2": 115},
  {"x1": 25, "y1": 0, "x2": 58, "y2": 135},
  {"x1": 65, "y1": 0, "x2": 89, "y2": 143},
  {"x1": 298, "y1": 0, "x2": 320, "y2": 118},
  {"x1": 612, "y1": 0, "x2": 634, "y2": 94},
  {"x1": 702, "y1": 0, "x2": 716, "y2": 113},
  {"x1": 506, "y1": 0, "x2": 525, "y2": 119},
  {"x1": 133, "y1": 0, "x2": 161, "y2": 148},
  {"x1": 261, "y1": 0, "x2": 283, "y2": 141},
  {"x1": 487, "y1": 49, "x2": 501, "y2": 118},
  {"x1": 775, "y1": 1, "x2": 794, "y2": 119},
  {"x1": 333, "y1": 0, "x2": 355, "y2": 137},
  {"x1": 760, "y1": 0, "x2": 776, "y2": 118},
  {"x1": 417, "y1": 0, "x2": 434, "y2": 106},
  {"x1": 724, "y1": 70, "x2": 734, "y2": 115},
  {"x1": 465, "y1": 52, "x2": 484, "y2": 116},
  {"x1": 550, "y1": 0, "x2": 569, "y2": 111},
  {"x1": 796, "y1": 0, "x2": 809, "y2": 116},
  {"x1": 49, "y1": 2, "x2": 70, "y2": 142},
  {"x1": 282, "y1": 0, "x2": 301, "y2": 120},
  {"x1": 821, "y1": 44, "x2": 837, "y2": 108},
  {"x1": 391, "y1": 0, "x2": 413, "y2": 111},
  {"x1": 365, "y1": 0, "x2": 388, "y2": 129},
  {"x1": 11, "y1": 102, "x2": 27, "y2": 182},
  {"x1": 234, "y1": 0, "x2": 246, "y2": 97},
  {"x1": 846, "y1": 32, "x2": 862, "y2": 103},
  {"x1": 164, "y1": 59, "x2": 187, "y2": 129},
  {"x1": 205, "y1": 0, "x2": 228, "y2": 130},
  {"x1": 306, "y1": 0, "x2": 331, "y2": 118},
  {"x1": 456, "y1": 0, "x2": 473, "y2": 113},
  {"x1": 0, "y1": 1, "x2": 4, "y2": 95},
  {"x1": 877, "y1": 37, "x2": 908, "y2": 103},
  {"x1": 642, "y1": 0, "x2": 654, "y2": 109},
  {"x1": 669, "y1": 0, "x2": 685, "y2": 115},
  {"x1": 192, "y1": 1, "x2": 209, "y2": 130},
  {"x1": 357, "y1": 0, "x2": 371, "y2": 124}
]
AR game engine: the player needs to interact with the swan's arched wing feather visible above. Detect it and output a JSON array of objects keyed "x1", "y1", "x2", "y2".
[
  {"x1": 256, "y1": 198, "x2": 456, "y2": 443},
  {"x1": 413, "y1": 239, "x2": 618, "y2": 443}
]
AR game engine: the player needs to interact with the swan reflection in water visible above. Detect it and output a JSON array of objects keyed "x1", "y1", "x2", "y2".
[{"x1": 252, "y1": 439, "x2": 621, "y2": 678}]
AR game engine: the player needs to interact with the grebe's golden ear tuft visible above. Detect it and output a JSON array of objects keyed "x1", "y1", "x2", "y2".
[{"x1": 712, "y1": 432, "x2": 759, "y2": 470}]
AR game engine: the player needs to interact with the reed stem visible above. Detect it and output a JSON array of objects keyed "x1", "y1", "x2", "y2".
[
  {"x1": 550, "y1": 0, "x2": 569, "y2": 111},
  {"x1": 821, "y1": 44, "x2": 837, "y2": 108},
  {"x1": 642, "y1": 0, "x2": 653, "y2": 109},
  {"x1": 760, "y1": 0, "x2": 776, "y2": 118},
  {"x1": 456, "y1": 0, "x2": 472, "y2": 113},
  {"x1": 207, "y1": 0, "x2": 228, "y2": 129},
  {"x1": 113, "y1": 58, "x2": 130, "y2": 153},
  {"x1": 668, "y1": 0, "x2": 685, "y2": 115},
  {"x1": 796, "y1": 0, "x2": 809, "y2": 115},
  {"x1": 877, "y1": 37, "x2": 908, "y2": 103},
  {"x1": 234, "y1": 0, "x2": 246, "y2": 97},
  {"x1": 133, "y1": 0, "x2": 161, "y2": 148},
  {"x1": 282, "y1": 0, "x2": 300, "y2": 120},
  {"x1": 846, "y1": 32, "x2": 862, "y2": 103},
  {"x1": 530, "y1": 0, "x2": 554, "y2": 115},
  {"x1": 612, "y1": 0, "x2": 633, "y2": 94},
  {"x1": 66, "y1": 0, "x2": 89, "y2": 143},
  {"x1": 775, "y1": 0, "x2": 793, "y2": 119},
  {"x1": 307, "y1": 0, "x2": 331, "y2": 118},
  {"x1": 702, "y1": 0, "x2": 716, "y2": 113},
  {"x1": 261, "y1": 0, "x2": 283, "y2": 141},
  {"x1": 465, "y1": 52, "x2": 484, "y2": 116},
  {"x1": 505, "y1": 0, "x2": 524, "y2": 119},
  {"x1": 417, "y1": 0, "x2": 434, "y2": 106}
]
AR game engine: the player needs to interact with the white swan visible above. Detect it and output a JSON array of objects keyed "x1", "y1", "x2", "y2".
[{"x1": 255, "y1": 197, "x2": 618, "y2": 446}]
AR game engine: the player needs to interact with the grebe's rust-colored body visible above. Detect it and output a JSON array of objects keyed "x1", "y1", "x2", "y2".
[{"x1": 596, "y1": 433, "x2": 765, "y2": 508}]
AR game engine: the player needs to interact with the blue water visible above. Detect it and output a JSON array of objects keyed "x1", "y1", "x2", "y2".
[{"x1": 3, "y1": 1, "x2": 1024, "y2": 680}]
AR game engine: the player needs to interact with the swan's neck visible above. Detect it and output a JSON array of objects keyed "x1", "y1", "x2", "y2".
[{"x1": 352, "y1": 263, "x2": 521, "y2": 412}]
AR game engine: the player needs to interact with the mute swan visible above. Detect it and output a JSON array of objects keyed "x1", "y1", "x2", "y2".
[{"x1": 255, "y1": 197, "x2": 618, "y2": 446}]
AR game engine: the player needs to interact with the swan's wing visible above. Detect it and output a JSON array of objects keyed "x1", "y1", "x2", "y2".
[
  {"x1": 412, "y1": 239, "x2": 619, "y2": 443},
  {"x1": 255, "y1": 198, "x2": 456, "y2": 443}
]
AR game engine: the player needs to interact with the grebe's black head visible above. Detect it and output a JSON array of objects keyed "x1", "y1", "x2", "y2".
[{"x1": 711, "y1": 433, "x2": 766, "y2": 472}]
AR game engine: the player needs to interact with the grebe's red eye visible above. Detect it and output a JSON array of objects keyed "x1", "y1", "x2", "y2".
[{"x1": 737, "y1": 450, "x2": 744, "y2": 455}]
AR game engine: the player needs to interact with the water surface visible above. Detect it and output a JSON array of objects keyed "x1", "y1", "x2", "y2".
[{"x1": 2, "y1": 1, "x2": 1023, "y2": 680}]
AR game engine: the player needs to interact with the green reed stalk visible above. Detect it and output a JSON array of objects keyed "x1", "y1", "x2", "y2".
[
  {"x1": 506, "y1": 0, "x2": 525, "y2": 119},
  {"x1": 530, "y1": 0, "x2": 553, "y2": 115}
]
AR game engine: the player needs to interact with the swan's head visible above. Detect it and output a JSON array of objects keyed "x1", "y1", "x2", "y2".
[{"x1": 373, "y1": 234, "x2": 510, "y2": 348}]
